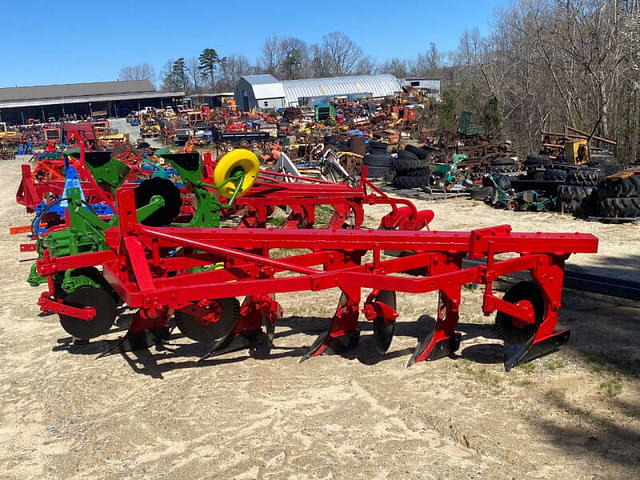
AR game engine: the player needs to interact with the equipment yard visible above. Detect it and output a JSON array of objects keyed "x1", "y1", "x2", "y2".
[{"x1": 1, "y1": 156, "x2": 638, "y2": 480}]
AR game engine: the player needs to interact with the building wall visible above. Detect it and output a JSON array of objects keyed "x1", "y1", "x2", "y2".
[
  {"x1": 234, "y1": 78, "x2": 286, "y2": 110},
  {"x1": 281, "y1": 74, "x2": 401, "y2": 107},
  {"x1": 0, "y1": 97, "x2": 180, "y2": 125}
]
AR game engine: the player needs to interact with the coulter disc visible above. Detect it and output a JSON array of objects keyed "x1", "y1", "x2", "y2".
[
  {"x1": 59, "y1": 286, "x2": 117, "y2": 339},
  {"x1": 134, "y1": 177, "x2": 182, "y2": 226},
  {"x1": 175, "y1": 298, "x2": 240, "y2": 342},
  {"x1": 495, "y1": 281, "x2": 544, "y2": 345},
  {"x1": 372, "y1": 290, "x2": 397, "y2": 354}
]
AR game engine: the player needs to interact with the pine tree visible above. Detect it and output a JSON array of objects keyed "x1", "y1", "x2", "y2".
[{"x1": 198, "y1": 48, "x2": 221, "y2": 88}]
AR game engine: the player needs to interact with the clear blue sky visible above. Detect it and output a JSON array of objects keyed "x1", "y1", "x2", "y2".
[{"x1": 1, "y1": 0, "x2": 506, "y2": 87}]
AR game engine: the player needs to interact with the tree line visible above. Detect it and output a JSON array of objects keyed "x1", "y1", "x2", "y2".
[
  {"x1": 119, "y1": 1, "x2": 640, "y2": 161},
  {"x1": 118, "y1": 32, "x2": 447, "y2": 94}
]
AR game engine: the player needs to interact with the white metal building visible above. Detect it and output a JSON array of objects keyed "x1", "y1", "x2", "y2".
[
  {"x1": 235, "y1": 75, "x2": 286, "y2": 111},
  {"x1": 235, "y1": 74, "x2": 402, "y2": 110},
  {"x1": 401, "y1": 78, "x2": 441, "y2": 100}
]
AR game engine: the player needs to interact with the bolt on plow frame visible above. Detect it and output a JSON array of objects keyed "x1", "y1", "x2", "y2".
[{"x1": 36, "y1": 184, "x2": 598, "y2": 371}]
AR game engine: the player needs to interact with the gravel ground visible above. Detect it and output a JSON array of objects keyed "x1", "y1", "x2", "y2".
[{"x1": 0, "y1": 157, "x2": 639, "y2": 479}]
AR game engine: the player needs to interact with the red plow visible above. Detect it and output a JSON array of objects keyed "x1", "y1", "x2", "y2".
[{"x1": 36, "y1": 184, "x2": 598, "y2": 371}]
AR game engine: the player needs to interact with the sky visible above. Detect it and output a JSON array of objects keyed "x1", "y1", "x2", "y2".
[{"x1": 0, "y1": 0, "x2": 506, "y2": 88}]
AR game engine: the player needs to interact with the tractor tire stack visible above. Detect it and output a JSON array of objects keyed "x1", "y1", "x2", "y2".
[
  {"x1": 594, "y1": 171, "x2": 640, "y2": 218},
  {"x1": 363, "y1": 152, "x2": 391, "y2": 178},
  {"x1": 324, "y1": 135, "x2": 349, "y2": 152},
  {"x1": 556, "y1": 167, "x2": 603, "y2": 214},
  {"x1": 524, "y1": 154, "x2": 552, "y2": 169},
  {"x1": 542, "y1": 168, "x2": 569, "y2": 182},
  {"x1": 367, "y1": 141, "x2": 388, "y2": 155},
  {"x1": 489, "y1": 157, "x2": 519, "y2": 174},
  {"x1": 391, "y1": 149, "x2": 430, "y2": 189}
]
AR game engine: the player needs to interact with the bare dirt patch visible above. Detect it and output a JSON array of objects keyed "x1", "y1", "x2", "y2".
[{"x1": 1, "y1": 158, "x2": 638, "y2": 479}]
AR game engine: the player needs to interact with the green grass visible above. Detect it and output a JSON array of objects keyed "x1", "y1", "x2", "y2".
[
  {"x1": 545, "y1": 359, "x2": 565, "y2": 372},
  {"x1": 314, "y1": 205, "x2": 335, "y2": 226},
  {"x1": 464, "y1": 366, "x2": 503, "y2": 391},
  {"x1": 517, "y1": 361, "x2": 536, "y2": 373},
  {"x1": 267, "y1": 216, "x2": 286, "y2": 227},
  {"x1": 518, "y1": 379, "x2": 533, "y2": 387},
  {"x1": 599, "y1": 378, "x2": 622, "y2": 397}
]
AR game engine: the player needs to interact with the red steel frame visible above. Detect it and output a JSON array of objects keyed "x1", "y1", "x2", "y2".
[
  {"x1": 36, "y1": 188, "x2": 598, "y2": 367},
  {"x1": 18, "y1": 155, "x2": 431, "y2": 232}
]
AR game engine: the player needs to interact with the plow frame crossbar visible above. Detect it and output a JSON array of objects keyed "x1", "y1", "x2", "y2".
[
  {"x1": 36, "y1": 188, "x2": 598, "y2": 366},
  {"x1": 233, "y1": 168, "x2": 427, "y2": 230}
]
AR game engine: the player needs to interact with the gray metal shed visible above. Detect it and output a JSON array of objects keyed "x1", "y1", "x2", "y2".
[{"x1": 234, "y1": 75, "x2": 286, "y2": 111}]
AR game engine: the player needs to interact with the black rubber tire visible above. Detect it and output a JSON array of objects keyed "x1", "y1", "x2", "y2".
[
  {"x1": 598, "y1": 197, "x2": 640, "y2": 218},
  {"x1": 494, "y1": 174, "x2": 511, "y2": 191},
  {"x1": 365, "y1": 166, "x2": 389, "y2": 178},
  {"x1": 368, "y1": 141, "x2": 388, "y2": 151},
  {"x1": 397, "y1": 150, "x2": 418, "y2": 161},
  {"x1": 531, "y1": 171, "x2": 546, "y2": 181},
  {"x1": 404, "y1": 144, "x2": 429, "y2": 159},
  {"x1": 543, "y1": 169, "x2": 568, "y2": 182},
  {"x1": 562, "y1": 199, "x2": 580, "y2": 214},
  {"x1": 557, "y1": 185, "x2": 594, "y2": 202},
  {"x1": 470, "y1": 186, "x2": 495, "y2": 200},
  {"x1": 566, "y1": 168, "x2": 604, "y2": 186},
  {"x1": 597, "y1": 175, "x2": 639, "y2": 198},
  {"x1": 491, "y1": 157, "x2": 516, "y2": 166},
  {"x1": 391, "y1": 155, "x2": 430, "y2": 171},
  {"x1": 393, "y1": 175, "x2": 429, "y2": 189},
  {"x1": 524, "y1": 154, "x2": 551, "y2": 166},
  {"x1": 394, "y1": 167, "x2": 430, "y2": 177},
  {"x1": 363, "y1": 153, "x2": 390, "y2": 167},
  {"x1": 489, "y1": 165, "x2": 518, "y2": 174}
]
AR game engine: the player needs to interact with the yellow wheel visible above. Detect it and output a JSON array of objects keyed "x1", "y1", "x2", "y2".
[{"x1": 213, "y1": 149, "x2": 260, "y2": 198}]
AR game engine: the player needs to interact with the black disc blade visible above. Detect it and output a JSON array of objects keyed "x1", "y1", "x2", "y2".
[
  {"x1": 59, "y1": 286, "x2": 117, "y2": 339},
  {"x1": 372, "y1": 290, "x2": 397, "y2": 354},
  {"x1": 495, "y1": 281, "x2": 544, "y2": 345},
  {"x1": 175, "y1": 298, "x2": 240, "y2": 342},
  {"x1": 134, "y1": 177, "x2": 182, "y2": 226}
]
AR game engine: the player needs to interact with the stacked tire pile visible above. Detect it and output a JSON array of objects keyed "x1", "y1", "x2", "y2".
[
  {"x1": 523, "y1": 154, "x2": 552, "y2": 180},
  {"x1": 489, "y1": 157, "x2": 519, "y2": 174},
  {"x1": 324, "y1": 135, "x2": 350, "y2": 152},
  {"x1": 556, "y1": 167, "x2": 603, "y2": 214},
  {"x1": 593, "y1": 172, "x2": 640, "y2": 218},
  {"x1": 362, "y1": 140, "x2": 390, "y2": 179},
  {"x1": 391, "y1": 145, "x2": 431, "y2": 189}
]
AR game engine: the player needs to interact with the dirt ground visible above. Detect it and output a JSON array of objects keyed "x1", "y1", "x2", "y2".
[{"x1": 1, "y1": 157, "x2": 639, "y2": 479}]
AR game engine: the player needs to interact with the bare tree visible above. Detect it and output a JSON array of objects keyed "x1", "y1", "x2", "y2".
[
  {"x1": 118, "y1": 63, "x2": 155, "y2": 82},
  {"x1": 186, "y1": 57, "x2": 201, "y2": 93},
  {"x1": 218, "y1": 54, "x2": 252, "y2": 90},
  {"x1": 310, "y1": 43, "x2": 331, "y2": 77},
  {"x1": 321, "y1": 32, "x2": 364, "y2": 76},
  {"x1": 355, "y1": 56, "x2": 377, "y2": 75},
  {"x1": 160, "y1": 59, "x2": 179, "y2": 92},
  {"x1": 259, "y1": 36, "x2": 310, "y2": 79},
  {"x1": 377, "y1": 58, "x2": 409, "y2": 78}
]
